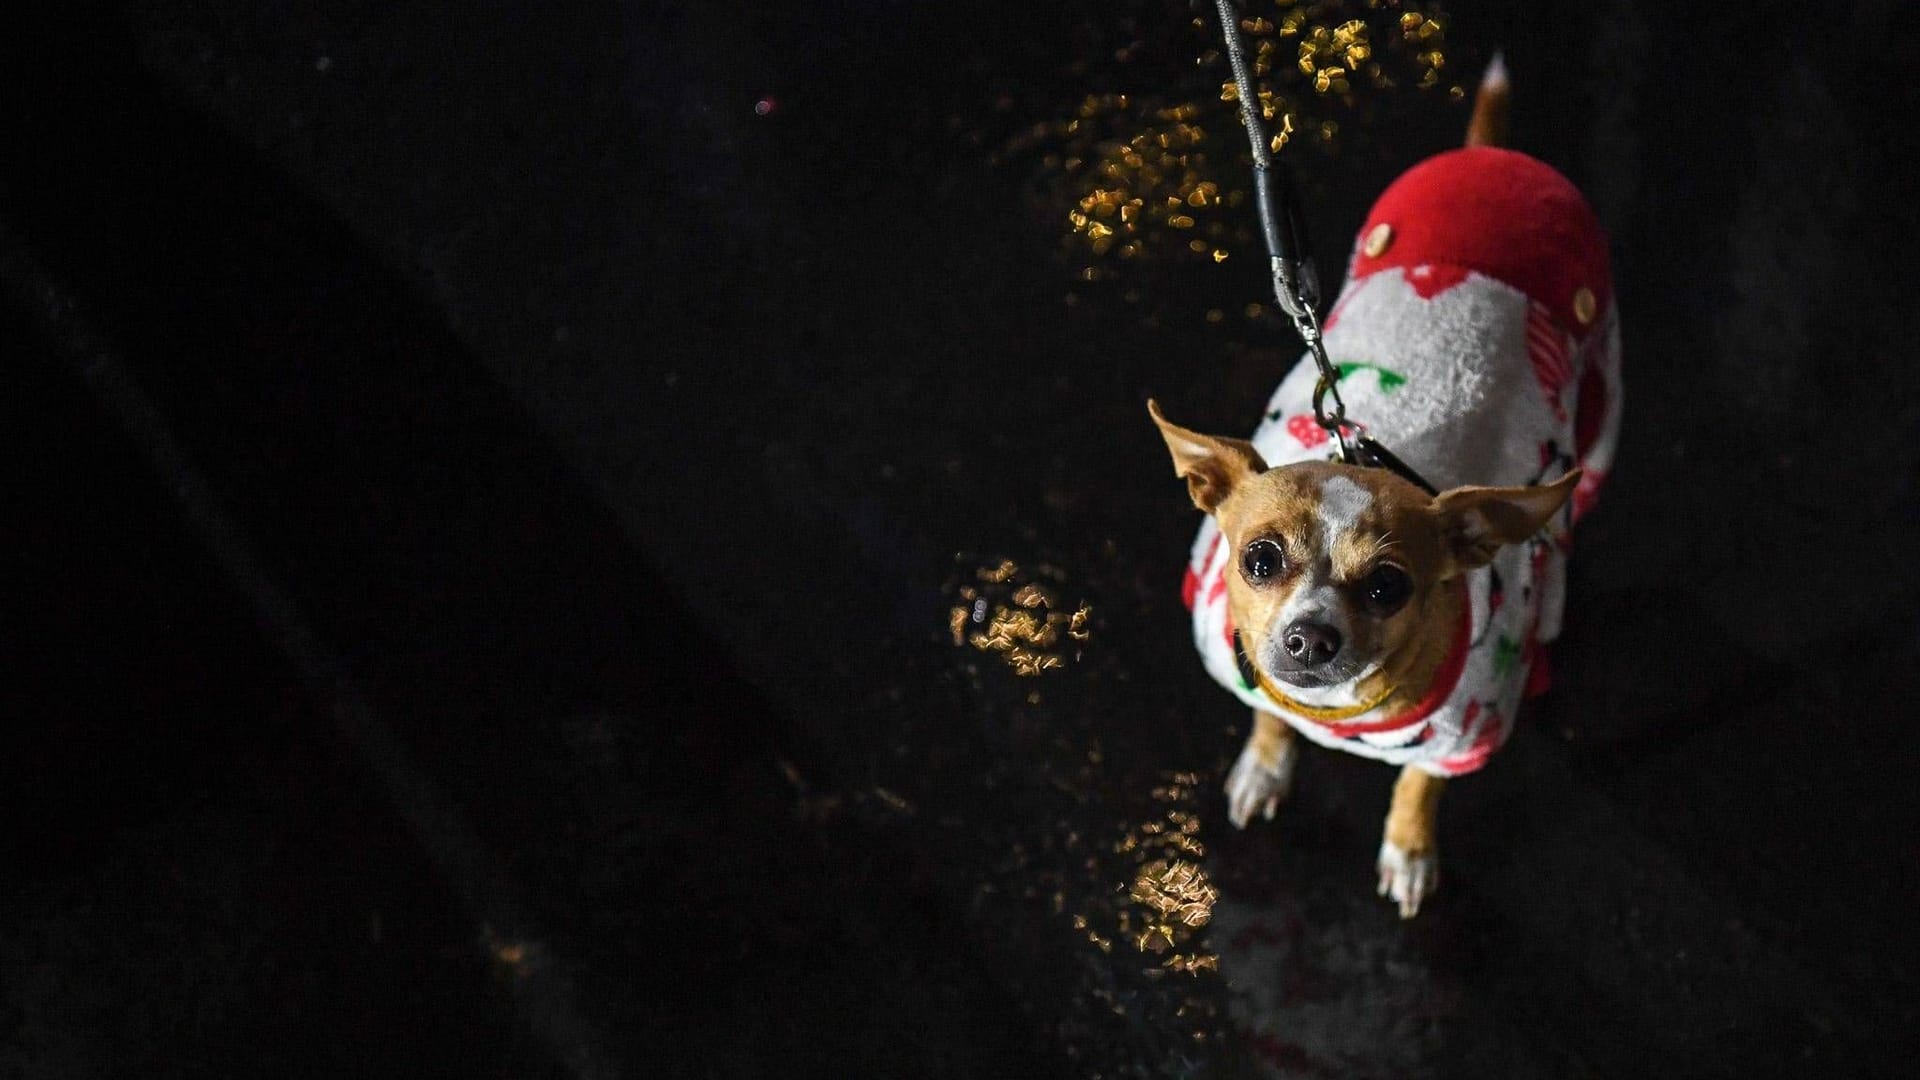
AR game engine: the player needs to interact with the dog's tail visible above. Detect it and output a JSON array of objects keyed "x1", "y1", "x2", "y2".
[{"x1": 1464, "y1": 53, "x2": 1510, "y2": 148}]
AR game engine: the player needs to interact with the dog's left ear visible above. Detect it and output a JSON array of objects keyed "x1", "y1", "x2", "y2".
[
  {"x1": 1432, "y1": 470, "x2": 1580, "y2": 572},
  {"x1": 1148, "y1": 399, "x2": 1267, "y2": 513}
]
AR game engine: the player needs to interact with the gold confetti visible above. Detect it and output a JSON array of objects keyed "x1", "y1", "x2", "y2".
[
  {"x1": 1165, "y1": 952, "x2": 1220, "y2": 975},
  {"x1": 1061, "y1": 771, "x2": 1224, "y2": 983},
  {"x1": 1011, "y1": 583, "x2": 1054, "y2": 609},
  {"x1": 977, "y1": 558, "x2": 1019, "y2": 584},
  {"x1": 946, "y1": 558, "x2": 1091, "y2": 677},
  {"x1": 1004, "y1": 1, "x2": 1459, "y2": 292},
  {"x1": 871, "y1": 787, "x2": 915, "y2": 815}
]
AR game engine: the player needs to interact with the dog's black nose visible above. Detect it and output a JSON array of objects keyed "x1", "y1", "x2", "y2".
[{"x1": 1282, "y1": 621, "x2": 1342, "y2": 667}]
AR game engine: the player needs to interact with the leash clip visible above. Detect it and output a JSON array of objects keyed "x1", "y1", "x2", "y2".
[
  {"x1": 1211, "y1": 0, "x2": 1436, "y2": 496},
  {"x1": 1252, "y1": 161, "x2": 1321, "y2": 321},
  {"x1": 1309, "y1": 368, "x2": 1358, "y2": 465}
]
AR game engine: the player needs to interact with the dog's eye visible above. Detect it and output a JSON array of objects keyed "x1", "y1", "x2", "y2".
[
  {"x1": 1360, "y1": 565, "x2": 1412, "y2": 614},
  {"x1": 1242, "y1": 539, "x2": 1284, "y2": 582}
]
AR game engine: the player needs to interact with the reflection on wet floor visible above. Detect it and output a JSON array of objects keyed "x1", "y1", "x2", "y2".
[
  {"x1": 1120, "y1": 776, "x2": 1219, "y2": 976},
  {"x1": 1213, "y1": 883, "x2": 1443, "y2": 1076},
  {"x1": 1054, "y1": 768, "x2": 1233, "y2": 1056}
]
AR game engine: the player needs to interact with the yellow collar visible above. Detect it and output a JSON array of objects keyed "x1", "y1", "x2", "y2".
[
  {"x1": 1233, "y1": 578, "x2": 1473, "y2": 728},
  {"x1": 1250, "y1": 667, "x2": 1394, "y2": 722}
]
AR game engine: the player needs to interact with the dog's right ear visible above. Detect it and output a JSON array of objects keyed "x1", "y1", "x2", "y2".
[{"x1": 1147, "y1": 399, "x2": 1267, "y2": 513}]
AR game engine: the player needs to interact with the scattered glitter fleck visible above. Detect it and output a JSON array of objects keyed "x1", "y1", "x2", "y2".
[
  {"x1": 1165, "y1": 952, "x2": 1220, "y2": 975},
  {"x1": 1065, "y1": 771, "x2": 1223, "y2": 980},
  {"x1": 946, "y1": 557, "x2": 1092, "y2": 677},
  {"x1": 871, "y1": 787, "x2": 915, "y2": 815},
  {"x1": 1001, "y1": 1, "x2": 1461, "y2": 278},
  {"x1": 978, "y1": 558, "x2": 1020, "y2": 584},
  {"x1": 482, "y1": 925, "x2": 542, "y2": 977}
]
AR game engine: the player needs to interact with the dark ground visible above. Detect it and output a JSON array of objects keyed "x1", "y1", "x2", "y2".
[{"x1": 3, "y1": 1, "x2": 1918, "y2": 1077}]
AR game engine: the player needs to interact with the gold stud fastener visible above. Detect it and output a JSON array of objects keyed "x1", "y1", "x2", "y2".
[
  {"x1": 1573, "y1": 286, "x2": 1597, "y2": 326},
  {"x1": 1362, "y1": 221, "x2": 1393, "y2": 258}
]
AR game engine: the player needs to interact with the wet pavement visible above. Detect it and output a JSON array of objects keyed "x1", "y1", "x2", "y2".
[{"x1": 4, "y1": 1, "x2": 1918, "y2": 1076}]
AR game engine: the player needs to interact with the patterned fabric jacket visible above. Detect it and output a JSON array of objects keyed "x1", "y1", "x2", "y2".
[{"x1": 1183, "y1": 147, "x2": 1623, "y2": 777}]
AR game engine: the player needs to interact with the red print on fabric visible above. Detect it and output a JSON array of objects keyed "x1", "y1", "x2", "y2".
[
  {"x1": 1438, "y1": 703, "x2": 1503, "y2": 774},
  {"x1": 1402, "y1": 263, "x2": 1471, "y2": 299},
  {"x1": 1526, "y1": 302, "x2": 1573, "y2": 420},
  {"x1": 1182, "y1": 533, "x2": 1222, "y2": 611},
  {"x1": 1572, "y1": 467, "x2": 1606, "y2": 521},
  {"x1": 1285, "y1": 414, "x2": 1328, "y2": 448}
]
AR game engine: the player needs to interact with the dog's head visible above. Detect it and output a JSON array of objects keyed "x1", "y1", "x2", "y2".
[{"x1": 1149, "y1": 401, "x2": 1576, "y2": 697}]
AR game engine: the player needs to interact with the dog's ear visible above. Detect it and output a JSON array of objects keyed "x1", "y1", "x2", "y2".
[
  {"x1": 1147, "y1": 399, "x2": 1267, "y2": 514},
  {"x1": 1432, "y1": 470, "x2": 1580, "y2": 572}
]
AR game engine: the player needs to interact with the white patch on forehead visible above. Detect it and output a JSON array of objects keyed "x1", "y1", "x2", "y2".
[
  {"x1": 1317, "y1": 475, "x2": 1373, "y2": 548},
  {"x1": 1277, "y1": 582, "x2": 1339, "y2": 626},
  {"x1": 1260, "y1": 474, "x2": 1372, "y2": 688}
]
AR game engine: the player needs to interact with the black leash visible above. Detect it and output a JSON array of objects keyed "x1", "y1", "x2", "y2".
[{"x1": 1209, "y1": 0, "x2": 1439, "y2": 497}]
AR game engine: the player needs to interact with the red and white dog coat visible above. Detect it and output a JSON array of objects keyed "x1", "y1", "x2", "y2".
[{"x1": 1183, "y1": 147, "x2": 1623, "y2": 777}]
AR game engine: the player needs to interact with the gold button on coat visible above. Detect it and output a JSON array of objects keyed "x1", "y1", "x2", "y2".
[{"x1": 1363, "y1": 222, "x2": 1393, "y2": 258}]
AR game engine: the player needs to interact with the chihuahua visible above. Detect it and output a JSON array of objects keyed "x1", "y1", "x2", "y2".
[{"x1": 1151, "y1": 59, "x2": 1622, "y2": 916}]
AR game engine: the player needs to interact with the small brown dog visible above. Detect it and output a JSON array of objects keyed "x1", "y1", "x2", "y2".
[{"x1": 1151, "y1": 59, "x2": 1622, "y2": 916}]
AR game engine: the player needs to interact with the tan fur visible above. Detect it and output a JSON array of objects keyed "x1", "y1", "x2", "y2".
[
  {"x1": 1212, "y1": 461, "x2": 1466, "y2": 705},
  {"x1": 1145, "y1": 414, "x2": 1573, "y2": 718},
  {"x1": 1248, "y1": 708, "x2": 1294, "y2": 771},
  {"x1": 1148, "y1": 400, "x2": 1266, "y2": 514},
  {"x1": 1382, "y1": 766, "x2": 1447, "y2": 917},
  {"x1": 1434, "y1": 473, "x2": 1581, "y2": 574},
  {"x1": 1385, "y1": 767, "x2": 1446, "y2": 855},
  {"x1": 1356, "y1": 579, "x2": 1465, "y2": 716},
  {"x1": 1465, "y1": 58, "x2": 1509, "y2": 148}
]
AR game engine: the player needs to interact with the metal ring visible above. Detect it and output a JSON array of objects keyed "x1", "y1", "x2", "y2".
[{"x1": 1311, "y1": 377, "x2": 1346, "y2": 428}]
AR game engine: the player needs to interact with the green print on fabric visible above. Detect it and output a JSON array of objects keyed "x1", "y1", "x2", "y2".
[
  {"x1": 1334, "y1": 361, "x2": 1408, "y2": 392},
  {"x1": 1493, "y1": 635, "x2": 1522, "y2": 678}
]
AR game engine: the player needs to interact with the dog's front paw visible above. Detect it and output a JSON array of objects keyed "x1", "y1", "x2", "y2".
[
  {"x1": 1225, "y1": 740, "x2": 1296, "y2": 830},
  {"x1": 1376, "y1": 840, "x2": 1440, "y2": 918}
]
